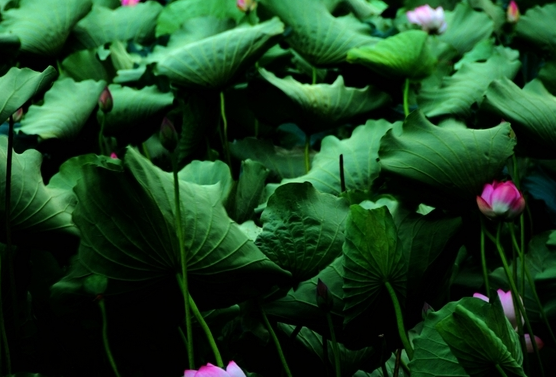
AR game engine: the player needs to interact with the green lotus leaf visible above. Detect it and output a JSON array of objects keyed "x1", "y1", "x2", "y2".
[
  {"x1": 0, "y1": 136, "x2": 78, "y2": 246},
  {"x1": 19, "y1": 78, "x2": 105, "y2": 141},
  {"x1": 0, "y1": 66, "x2": 57, "y2": 124},
  {"x1": 61, "y1": 49, "x2": 112, "y2": 82},
  {"x1": 72, "y1": 2, "x2": 163, "y2": 50},
  {"x1": 347, "y1": 30, "x2": 436, "y2": 79},
  {"x1": 102, "y1": 84, "x2": 174, "y2": 144},
  {"x1": 435, "y1": 303, "x2": 525, "y2": 376},
  {"x1": 261, "y1": 0, "x2": 380, "y2": 66},
  {"x1": 256, "y1": 68, "x2": 390, "y2": 133},
  {"x1": 439, "y1": 3, "x2": 494, "y2": 55},
  {"x1": 156, "y1": 0, "x2": 244, "y2": 37},
  {"x1": 481, "y1": 77, "x2": 556, "y2": 158},
  {"x1": 0, "y1": 0, "x2": 91, "y2": 56},
  {"x1": 257, "y1": 182, "x2": 349, "y2": 282},
  {"x1": 178, "y1": 159, "x2": 233, "y2": 205},
  {"x1": 230, "y1": 159, "x2": 270, "y2": 223},
  {"x1": 154, "y1": 18, "x2": 284, "y2": 89},
  {"x1": 418, "y1": 45, "x2": 520, "y2": 117},
  {"x1": 516, "y1": 3, "x2": 556, "y2": 53},
  {"x1": 342, "y1": 205, "x2": 406, "y2": 325},
  {"x1": 378, "y1": 110, "x2": 516, "y2": 208},
  {"x1": 63, "y1": 147, "x2": 291, "y2": 309},
  {"x1": 229, "y1": 138, "x2": 309, "y2": 180},
  {"x1": 282, "y1": 119, "x2": 399, "y2": 195}
]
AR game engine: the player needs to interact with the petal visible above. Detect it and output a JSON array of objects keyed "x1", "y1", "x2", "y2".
[
  {"x1": 226, "y1": 361, "x2": 247, "y2": 377},
  {"x1": 473, "y1": 293, "x2": 489, "y2": 302},
  {"x1": 406, "y1": 11, "x2": 419, "y2": 23},
  {"x1": 196, "y1": 364, "x2": 230, "y2": 377},
  {"x1": 477, "y1": 196, "x2": 496, "y2": 219},
  {"x1": 497, "y1": 289, "x2": 523, "y2": 328},
  {"x1": 185, "y1": 371, "x2": 198, "y2": 377},
  {"x1": 480, "y1": 182, "x2": 496, "y2": 204},
  {"x1": 507, "y1": 195, "x2": 526, "y2": 220},
  {"x1": 524, "y1": 334, "x2": 544, "y2": 353}
]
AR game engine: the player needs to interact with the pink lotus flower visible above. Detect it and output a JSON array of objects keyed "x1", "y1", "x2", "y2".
[
  {"x1": 473, "y1": 289, "x2": 524, "y2": 328},
  {"x1": 98, "y1": 87, "x2": 113, "y2": 113},
  {"x1": 237, "y1": 0, "x2": 257, "y2": 13},
  {"x1": 476, "y1": 180, "x2": 525, "y2": 221},
  {"x1": 406, "y1": 5, "x2": 447, "y2": 34},
  {"x1": 185, "y1": 361, "x2": 246, "y2": 377},
  {"x1": 507, "y1": 1, "x2": 520, "y2": 23},
  {"x1": 524, "y1": 334, "x2": 544, "y2": 353},
  {"x1": 121, "y1": 0, "x2": 139, "y2": 6},
  {"x1": 110, "y1": 152, "x2": 118, "y2": 159}
]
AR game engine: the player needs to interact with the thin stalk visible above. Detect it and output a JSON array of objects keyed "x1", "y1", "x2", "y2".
[
  {"x1": 384, "y1": 282, "x2": 414, "y2": 360},
  {"x1": 98, "y1": 300, "x2": 122, "y2": 377},
  {"x1": 519, "y1": 215, "x2": 525, "y2": 295},
  {"x1": 480, "y1": 218, "x2": 490, "y2": 297},
  {"x1": 339, "y1": 154, "x2": 346, "y2": 193},
  {"x1": 258, "y1": 303, "x2": 292, "y2": 377},
  {"x1": 289, "y1": 325, "x2": 302, "y2": 342},
  {"x1": 325, "y1": 312, "x2": 341, "y2": 377},
  {"x1": 495, "y1": 364, "x2": 509, "y2": 377},
  {"x1": 312, "y1": 67, "x2": 317, "y2": 85},
  {"x1": 220, "y1": 91, "x2": 232, "y2": 168},
  {"x1": 380, "y1": 337, "x2": 388, "y2": 377},
  {"x1": 403, "y1": 79, "x2": 410, "y2": 117},
  {"x1": 393, "y1": 349, "x2": 401, "y2": 377},
  {"x1": 172, "y1": 154, "x2": 194, "y2": 369},
  {"x1": 322, "y1": 334, "x2": 329, "y2": 377},
  {"x1": 304, "y1": 133, "x2": 310, "y2": 173},
  {"x1": 188, "y1": 294, "x2": 223, "y2": 367},
  {"x1": 98, "y1": 114, "x2": 106, "y2": 155},
  {"x1": 178, "y1": 326, "x2": 188, "y2": 348},
  {"x1": 509, "y1": 226, "x2": 556, "y2": 346},
  {"x1": 494, "y1": 224, "x2": 544, "y2": 377}
]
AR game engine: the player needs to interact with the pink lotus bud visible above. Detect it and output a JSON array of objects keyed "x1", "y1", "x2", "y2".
[
  {"x1": 507, "y1": 1, "x2": 520, "y2": 23},
  {"x1": 473, "y1": 289, "x2": 524, "y2": 328},
  {"x1": 98, "y1": 87, "x2": 113, "y2": 113},
  {"x1": 185, "y1": 361, "x2": 246, "y2": 377},
  {"x1": 316, "y1": 278, "x2": 334, "y2": 312},
  {"x1": 237, "y1": 0, "x2": 257, "y2": 13},
  {"x1": 476, "y1": 180, "x2": 525, "y2": 221},
  {"x1": 12, "y1": 108, "x2": 23, "y2": 122},
  {"x1": 121, "y1": 0, "x2": 140, "y2": 6},
  {"x1": 406, "y1": 5, "x2": 447, "y2": 34},
  {"x1": 524, "y1": 334, "x2": 544, "y2": 353},
  {"x1": 110, "y1": 152, "x2": 118, "y2": 159},
  {"x1": 160, "y1": 117, "x2": 178, "y2": 152}
]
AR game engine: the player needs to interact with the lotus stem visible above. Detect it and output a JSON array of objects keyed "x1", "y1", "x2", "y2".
[
  {"x1": 480, "y1": 218, "x2": 490, "y2": 297},
  {"x1": 403, "y1": 79, "x2": 410, "y2": 117},
  {"x1": 495, "y1": 364, "x2": 509, "y2": 377},
  {"x1": 339, "y1": 154, "x2": 346, "y2": 193},
  {"x1": 220, "y1": 91, "x2": 232, "y2": 168},
  {"x1": 325, "y1": 312, "x2": 341, "y2": 377},
  {"x1": 172, "y1": 153, "x2": 194, "y2": 369},
  {"x1": 304, "y1": 133, "x2": 310, "y2": 173},
  {"x1": 188, "y1": 294, "x2": 223, "y2": 367},
  {"x1": 98, "y1": 299, "x2": 122, "y2": 377},
  {"x1": 258, "y1": 302, "x2": 292, "y2": 377},
  {"x1": 98, "y1": 114, "x2": 106, "y2": 155},
  {"x1": 384, "y1": 281, "x2": 414, "y2": 360}
]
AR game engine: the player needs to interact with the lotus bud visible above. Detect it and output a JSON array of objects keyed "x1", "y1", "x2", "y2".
[
  {"x1": 185, "y1": 361, "x2": 246, "y2": 377},
  {"x1": 316, "y1": 278, "x2": 334, "y2": 312},
  {"x1": 237, "y1": 0, "x2": 257, "y2": 13},
  {"x1": 12, "y1": 108, "x2": 23, "y2": 123},
  {"x1": 476, "y1": 180, "x2": 525, "y2": 221},
  {"x1": 474, "y1": 289, "x2": 524, "y2": 329},
  {"x1": 160, "y1": 117, "x2": 178, "y2": 153},
  {"x1": 110, "y1": 152, "x2": 118, "y2": 159},
  {"x1": 507, "y1": 1, "x2": 520, "y2": 23},
  {"x1": 524, "y1": 334, "x2": 544, "y2": 353},
  {"x1": 98, "y1": 87, "x2": 113, "y2": 114},
  {"x1": 406, "y1": 5, "x2": 447, "y2": 34},
  {"x1": 121, "y1": 0, "x2": 140, "y2": 6}
]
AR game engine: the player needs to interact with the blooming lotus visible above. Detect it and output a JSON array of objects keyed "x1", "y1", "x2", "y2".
[
  {"x1": 406, "y1": 5, "x2": 447, "y2": 34},
  {"x1": 185, "y1": 361, "x2": 246, "y2": 377},
  {"x1": 507, "y1": 1, "x2": 520, "y2": 23},
  {"x1": 473, "y1": 289, "x2": 523, "y2": 328},
  {"x1": 476, "y1": 180, "x2": 525, "y2": 221},
  {"x1": 121, "y1": 0, "x2": 139, "y2": 6},
  {"x1": 524, "y1": 334, "x2": 544, "y2": 353},
  {"x1": 237, "y1": 0, "x2": 257, "y2": 13}
]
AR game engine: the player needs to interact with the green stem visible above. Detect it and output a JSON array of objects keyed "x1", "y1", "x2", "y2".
[
  {"x1": 403, "y1": 79, "x2": 410, "y2": 117},
  {"x1": 480, "y1": 218, "x2": 490, "y2": 297},
  {"x1": 220, "y1": 91, "x2": 232, "y2": 168},
  {"x1": 494, "y1": 224, "x2": 544, "y2": 376},
  {"x1": 393, "y1": 349, "x2": 401, "y2": 377},
  {"x1": 98, "y1": 300, "x2": 122, "y2": 377},
  {"x1": 304, "y1": 133, "x2": 310, "y2": 173},
  {"x1": 339, "y1": 154, "x2": 346, "y2": 193},
  {"x1": 188, "y1": 294, "x2": 223, "y2": 367},
  {"x1": 172, "y1": 154, "x2": 194, "y2": 369},
  {"x1": 325, "y1": 312, "x2": 341, "y2": 377},
  {"x1": 312, "y1": 66, "x2": 317, "y2": 85},
  {"x1": 178, "y1": 326, "x2": 188, "y2": 348},
  {"x1": 98, "y1": 114, "x2": 106, "y2": 155},
  {"x1": 495, "y1": 364, "x2": 509, "y2": 377},
  {"x1": 258, "y1": 303, "x2": 292, "y2": 377},
  {"x1": 509, "y1": 225, "x2": 556, "y2": 346},
  {"x1": 384, "y1": 281, "x2": 414, "y2": 360}
]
